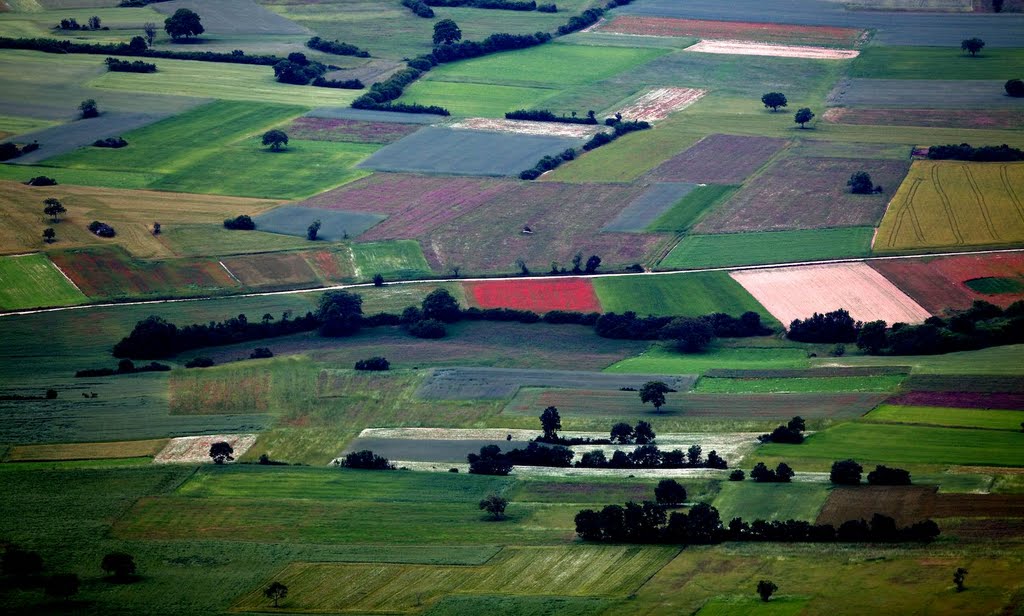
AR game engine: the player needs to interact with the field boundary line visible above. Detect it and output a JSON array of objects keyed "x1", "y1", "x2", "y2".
[
  {"x1": 963, "y1": 165, "x2": 1000, "y2": 242},
  {"x1": 1001, "y1": 164, "x2": 1024, "y2": 225},
  {"x1": 218, "y1": 261, "x2": 242, "y2": 285},
  {"x1": 5, "y1": 247, "x2": 1024, "y2": 318},
  {"x1": 932, "y1": 164, "x2": 964, "y2": 246},
  {"x1": 49, "y1": 259, "x2": 84, "y2": 294}
]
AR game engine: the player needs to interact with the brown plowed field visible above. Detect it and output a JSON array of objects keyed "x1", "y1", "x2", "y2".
[
  {"x1": 816, "y1": 485, "x2": 938, "y2": 527},
  {"x1": 939, "y1": 518, "x2": 1024, "y2": 540},
  {"x1": 650, "y1": 134, "x2": 788, "y2": 184},
  {"x1": 220, "y1": 252, "x2": 320, "y2": 289},
  {"x1": 934, "y1": 494, "x2": 1024, "y2": 518},
  {"x1": 823, "y1": 107, "x2": 1024, "y2": 130},
  {"x1": 596, "y1": 16, "x2": 863, "y2": 47},
  {"x1": 870, "y1": 253, "x2": 1024, "y2": 314},
  {"x1": 901, "y1": 374, "x2": 1024, "y2": 393},
  {"x1": 694, "y1": 157, "x2": 910, "y2": 233},
  {"x1": 887, "y1": 391, "x2": 1024, "y2": 410}
]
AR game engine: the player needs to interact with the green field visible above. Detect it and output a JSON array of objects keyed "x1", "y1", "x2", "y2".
[
  {"x1": 695, "y1": 375, "x2": 905, "y2": 393},
  {"x1": 759, "y1": 422, "x2": 1024, "y2": 467},
  {"x1": 865, "y1": 404, "x2": 1024, "y2": 431},
  {"x1": 5, "y1": 438, "x2": 167, "y2": 462},
  {"x1": 850, "y1": 46, "x2": 1024, "y2": 80},
  {"x1": 660, "y1": 227, "x2": 875, "y2": 269},
  {"x1": 817, "y1": 344, "x2": 1024, "y2": 375},
  {"x1": 647, "y1": 185, "x2": 739, "y2": 233},
  {"x1": 351, "y1": 240, "x2": 433, "y2": 280},
  {"x1": 399, "y1": 80, "x2": 560, "y2": 118},
  {"x1": 712, "y1": 482, "x2": 830, "y2": 522},
  {"x1": 592, "y1": 272, "x2": 774, "y2": 320},
  {"x1": 606, "y1": 344, "x2": 810, "y2": 375},
  {"x1": 0, "y1": 253, "x2": 88, "y2": 310},
  {"x1": 964, "y1": 277, "x2": 1024, "y2": 294}
]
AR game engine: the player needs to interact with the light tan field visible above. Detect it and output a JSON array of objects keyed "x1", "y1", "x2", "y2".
[
  {"x1": 448, "y1": 117, "x2": 605, "y2": 138},
  {"x1": 615, "y1": 87, "x2": 708, "y2": 122},
  {"x1": 6, "y1": 438, "x2": 168, "y2": 462},
  {"x1": 685, "y1": 40, "x2": 859, "y2": 59},
  {"x1": 730, "y1": 262, "x2": 932, "y2": 326},
  {"x1": 0, "y1": 181, "x2": 281, "y2": 258},
  {"x1": 153, "y1": 433, "x2": 258, "y2": 464}
]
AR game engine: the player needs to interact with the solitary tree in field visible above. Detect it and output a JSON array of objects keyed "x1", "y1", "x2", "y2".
[
  {"x1": 1006, "y1": 79, "x2": 1024, "y2": 98},
  {"x1": 479, "y1": 493, "x2": 509, "y2": 519},
  {"x1": 847, "y1": 171, "x2": 874, "y2": 194},
  {"x1": 539, "y1": 406, "x2": 561, "y2": 441},
  {"x1": 433, "y1": 19, "x2": 462, "y2": 45},
  {"x1": 373, "y1": 273, "x2": 384, "y2": 287},
  {"x1": 961, "y1": 37, "x2": 985, "y2": 56},
  {"x1": 262, "y1": 129, "x2": 289, "y2": 151},
  {"x1": 45, "y1": 573, "x2": 80, "y2": 602},
  {"x1": 954, "y1": 567, "x2": 968, "y2": 592},
  {"x1": 164, "y1": 8, "x2": 204, "y2": 40},
  {"x1": 43, "y1": 198, "x2": 66, "y2": 223},
  {"x1": 143, "y1": 21, "x2": 157, "y2": 46},
  {"x1": 794, "y1": 107, "x2": 815, "y2": 129},
  {"x1": 100, "y1": 552, "x2": 137, "y2": 581},
  {"x1": 757, "y1": 579, "x2": 778, "y2": 602},
  {"x1": 43, "y1": 227, "x2": 56, "y2": 243},
  {"x1": 421, "y1": 288, "x2": 461, "y2": 322},
  {"x1": 761, "y1": 92, "x2": 787, "y2": 111},
  {"x1": 307, "y1": 219, "x2": 321, "y2": 241},
  {"x1": 830, "y1": 459, "x2": 863, "y2": 485},
  {"x1": 264, "y1": 581, "x2": 288, "y2": 608},
  {"x1": 79, "y1": 99, "x2": 98, "y2": 119},
  {"x1": 152, "y1": 222, "x2": 161, "y2": 235},
  {"x1": 654, "y1": 478, "x2": 687, "y2": 506},
  {"x1": 209, "y1": 441, "x2": 234, "y2": 464},
  {"x1": 639, "y1": 380, "x2": 671, "y2": 413}
]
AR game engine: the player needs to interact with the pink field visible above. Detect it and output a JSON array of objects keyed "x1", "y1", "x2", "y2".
[
  {"x1": 595, "y1": 16, "x2": 864, "y2": 47},
  {"x1": 686, "y1": 40, "x2": 859, "y2": 59},
  {"x1": 615, "y1": 88, "x2": 707, "y2": 122},
  {"x1": 466, "y1": 278, "x2": 602, "y2": 312},
  {"x1": 449, "y1": 118, "x2": 604, "y2": 139},
  {"x1": 730, "y1": 262, "x2": 932, "y2": 327},
  {"x1": 153, "y1": 434, "x2": 257, "y2": 464}
]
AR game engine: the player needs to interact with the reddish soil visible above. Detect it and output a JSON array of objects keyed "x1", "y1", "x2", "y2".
[
  {"x1": 597, "y1": 16, "x2": 863, "y2": 47},
  {"x1": 816, "y1": 485, "x2": 938, "y2": 527},
  {"x1": 51, "y1": 248, "x2": 235, "y2": 299},
  {"x1": 220, "y1": 252, "x2": 320, "y2": 288},
  {"x1": 308, "y1": 250, "x2": 352, "y2": 281},
  {"x1": 466, "y1": 279, "x2": 602, "y2": 313},
  {"x1": 650, "y1": 134, "x2": 788, "y2": 184},
  {"x1": 870, "y1": 253, "x2": 1024, "y2": 315},
  {"x1": 887, "y1": 391, "x2": 1024, "y2": 410},
  {"x1": 824, "y1": 107, "x2": 1024, "y2": 130},
  {"x1": 284, "y1": 117, "x2": 420, "y2": 144},
  {"x1": 169, "y1": 373, "x2": 270, "y2": 415},
  {"x1": 695, "y1": 157, "x2": 910, "y2": 233}
]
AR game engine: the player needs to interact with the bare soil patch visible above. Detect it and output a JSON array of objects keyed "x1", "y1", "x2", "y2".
[
  {"x1": 219, "y1": 252, "x2": 320, "y2": 289},
  {"x1": 902, "y1": 375, "x2": 1024, "y2": 393},
  {"x1": 828, "y1": 79, "x2": 1024, "y2": 108},
  {"x1": 816, "y1": 485, "x2": 938, "y2": 527},
  {"x1": 823, "y1": 107, "x2": 1024, "y2": 130},
  {"x1": 416, "y1": 367, "x2": 695, "y2": 400},
  {"x1": 153, "y1": 433, "x2": 257, "y2": 464},
  {"x1": 934, "y1": 494, "x2": 1024, "y2": 518},
  {"x1": 615, "y1": 88, "x2": 707, "y2": 122},
  {"x1": 596, "y1": 16, "x2": 864, "y2": 47},
  {"x1": 887, "y1": 391, "x2": 1024, "y2": 410},
  {"x1": 687, "y1": 40, "x2": 858, "y2": 59},
  {"x1": 284, "y1": 117, "x2": 421, "y2": 144},
  {"x1": 650, "y1": 134, "x2": 787, "y2": 184},
  {"x1": 449, "y1": 118, "x2": 605, "y2": 139},
  {"x1": 731, "y1": 262, "x2": 932, "y2": 326}
]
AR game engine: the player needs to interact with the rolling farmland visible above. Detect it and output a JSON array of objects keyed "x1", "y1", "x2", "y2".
[
  {"x1": 466, "y1": 278, "x2": 603, "y2": 313},
  {"x1": 592, "y1": 272, "x2": 773, "y2": 319},
  {"x1": 0, "y1": 253, "x2": 87, "y2": 310}
]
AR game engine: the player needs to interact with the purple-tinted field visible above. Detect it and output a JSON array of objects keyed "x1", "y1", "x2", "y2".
[
  {"x1": 284, "y1": 117, "x2": 421, "y2": 144},
  {"x1": 650, "y1": 134, "x2": 788, "y2": 184},
  {"x1": 297, "y1": 174, "x2": 510, "y2": 240},
  {"x1": 887, "y1": 391, "x2": 1024, "y2": 410}
]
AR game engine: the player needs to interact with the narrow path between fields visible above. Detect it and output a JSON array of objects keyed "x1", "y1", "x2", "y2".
[{"x1": 3, "y1": 246, "x2": 1023, "y2": 318}]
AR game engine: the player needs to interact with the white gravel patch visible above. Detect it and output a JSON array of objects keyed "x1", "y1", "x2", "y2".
[
  {"x1": 449, "y1": 117, "x2": 605, "y2": 139},
  {"x1": 153, "y1": 434, "x2": 257, "y2": 464},
  {"x1": 615, "y1": 87, "x2": 707, "y2": 122},
  {"x1": 686, "y1": 40, "x2": 859, "y2": 60}
]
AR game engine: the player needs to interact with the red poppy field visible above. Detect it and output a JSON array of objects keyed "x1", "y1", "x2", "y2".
[{"x1": 466, "y1": 278, "x2": 603, "y2": 313}]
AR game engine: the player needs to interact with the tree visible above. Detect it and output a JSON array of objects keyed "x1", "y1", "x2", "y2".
[
  {"x1": 610, "y1": 422, "x2": 634, "y2": 444},
  {"x1": 43, "y1": 227, "x2": 55, "y2": 243},
  {"x1": 633, "y1": 420, "x2": 655, "y2": 444},
  {"x1": 153, "y1": 222, "x2": 161, "y2": 235},
  {"x1": 373, "y1": 273, "x2": 384, "y2": 287},
  {"x1": 421, "y1": 288, "x2": 461, "y2": 322},
  {"x1": 264, "y1": 581, "x2": 288, "y2": 608},
  {"x1": 79, "y1": 99, "x2": 98, "y2": 118},
  {"x1": 209, "y1": 441, "x2": 234, "y2": 464},
  {"x1": 88, "y1": 15, "x2": 101, "y2": 29},
  {"x1": 479, "y1": 493, "x2": 509, "y2": 519},
  {"x1": 654, "y1": 479, "x2": 687, "y2": 506},
  {"x1": 794, "y1": 107, "x2": 815, "y2": 129},
  {"x1": 847, "y1": 171, "x2": 874, "y2": 194},
  {"x1": 317, "y1": 290, "x2": 363, "y2": 337},
  {"x1": 639, "y1": 380, "x2": 671, "y2": 412},
  {"x1": 857, "y1": 320, "x2": 888, "y2": 354},
  {"x1": 830, "y1": 459, "x2": 863, "y2": 485},
  {"x1": 1, "y1": 547, "x2": 43, "y2": 578},
  {"x1": 262, "y1": 129, "x2": 289, "y2": 151},
  {"x1": 757, "y1": 579, "x2": 778, "y2": 602},
  {"x1": 761, "y1": 92, "x2": 787, "y2": 111},
  {"x1": 961, "y1": 38, "x2": 985, "y2": 56},
  {"x1": 953, "y1": 567, "x2": 968, "y2": 592},
  {"x1": 571, "y1": 252, "x2": 583, "y2": 273},
  {"x1": 100, "y1": 552, "x2": 136, "y2": 581},
  {"x1": 660, "y1": 317, "x2": 714, "y2": 352},
  {"x1": 1006, "y1": 78, "x2": 1024, "y2": 98},
  {"x1": 164, "y1": 8, "x2": 204, "y2": 40},
  {"x1": 307, "y1": 219, "x2": 321, "y2": 241},
  {"x1": 539, "y1": 406, "x2": 561, "y2": 440},
  {"x1": 433, "y1": 19, "x2": 462, "y2": 45},
  {"x1": 45, "y1": 573, "x2": 80, "y2": 602},
  {"x1": 43, "y1": 197, "x2": 66, "y2": 222},
  {"x1": 143, "y1": 22, "x2": 157, "y2": 46},
  {"x1": 584, "y1": 254, "x2": 601, "y2": 273}
]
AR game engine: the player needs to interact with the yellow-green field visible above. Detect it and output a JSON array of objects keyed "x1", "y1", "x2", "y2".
[
  {"x1": 874, "y1": 161, "x2": 1024, "y2": 251},
  {"x1": 0, "y1": 252, "x2": 87, "y2": 310},
  {"x1": 5, "y1": 438, "x2": 167, "y2": 462}
]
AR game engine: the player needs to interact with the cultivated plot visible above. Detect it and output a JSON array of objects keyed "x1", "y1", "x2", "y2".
[
  {"x1": 220, "y1": 252, "x2": 322, "y2": 289},
  {"x1": 650, "y1": 134, "x2": 787, "y2": 184},
  {"x1": 602, "y1": 182, "x2": 697, "y2": 232},
  {"x1": 647, "y1": 185, "x2": 737, "y2": 233},
  {"x1": 686, "y1": 40, "x2": 858, "y2": 60},
  {"x1": 283, "y1": 116, "x2": 422, "y2": 144},
  {"x1": 729, "y1": 262, "x2": 932, "y2": 326},
  {"x1": 693, "y1": 157, "x2": 910, "y2": 234},
  {"x1": 614, "y1": 88, "x2": 707, "y2": 122},
  {"x1": 449, "y1": 117, "x2": 606, "y2": 139},
  {"x1": 816, "y1": 485, "x2": 938, "y2": 527},
  {"x1": 828, "y1": 78, "x2": 1024, "y2": 108},
  {"x1": 823, "y1": 107, "x2": 1024, "y2": 131},
  {"x1": 870, "y1": 253, "x2": 1024, "y2": 314},
  {"x1": 595, "y1": 16, "x2": 864, "y2": 47},
  {"x1": 465, "y1": 278, "x2": 603, "y2": 313},
  {"x1": 350, "y1": 240, "x2": 432, "y2": 279},
  {"x1": 0, "y1": 253, "x2": 87, "y2": 311},
  {"x1": 416, "y1": 367, "x2": 695, "y2": 400},
  {"x1": 305, "y1": 107, "x2": 445, "y2": 124},
  {"x1": 357, "y1": 127, "x2": 583, "y2": 176},
  {"x1": 5, "y1": 438, "x2": 168, "y2": 462},
  {"x1": 866, "y1": 405, "x2": 1024, "y2": 431},
  {"x1": 9, "y1": 111, "x2": 183, "y2": 164},
  {"x1": 153, "y1": 433, "x2": 258, "y2": 464},
  {"x1": 887, "y1": 391, "x2": 1024, "y2": 411},
  {"x1": 874, "y1": 161, "x2": 1024, "y2": 251},
  {"x1": 254, "y1": 205, "x2": 384, "y2": 241},
  {"x1": 151, "y1": 0, "x2": 308, "y2": 35},
  {"x1": 660, "y1": 227, "x2": 874, "y2": 270},
  {"x1": 592, "y1": 272, "x2": 772, "y2": 319}
]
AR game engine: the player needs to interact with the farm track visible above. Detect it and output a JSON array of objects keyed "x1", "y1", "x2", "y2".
[
  {"x1": 4, "y1": 247, "x2": 1024, "y2": 318},
  {"x1": 1002, "y1": 165, "x2": 1024, "y2": 226},
  {"x1": 964, "y1": 166, "x2": 1001, "y2": 243},
  {"x1": 932, "y1": 164, "x2": 964, "y2": 246}
]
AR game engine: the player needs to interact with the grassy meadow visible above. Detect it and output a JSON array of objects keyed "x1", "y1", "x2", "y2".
[
  {"x1": 0, "y1": 253, "x2": 87, "y2": 310},
  {"x1": 592, "y1": 272, "x2": 774, "y2": 320}
]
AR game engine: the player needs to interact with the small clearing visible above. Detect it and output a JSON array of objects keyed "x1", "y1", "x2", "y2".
[
  {"x1": 685, "y1": 40, "x2": 858, "y2": 60},
  {"x1": 449, "y1": 118, "x2": 605, "y2": 139},
  {"x1": 614, "y1": 88, "x2": 707, "y2": 122},
  {"x1": 153, "y1": 433, "x2": 257, "y2": 464},
  {"x1": 730, "y1": 262, "x2": 932, "y2": 326}
]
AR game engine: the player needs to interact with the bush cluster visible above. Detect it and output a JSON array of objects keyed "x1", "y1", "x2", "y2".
[
  {"x1": 273, "y1": 52, "x2": 330, "y2": 85},
  {"x1": 0, "y1": 36, "x2": 282, "y2": 66},
  {"x1": 426, "y1": 0, "x2": 539, "y2": 9},
  {"x1": 25, "y1": 175, "x2": 58, "y2": 186},
  {"x1": 557, "y1": 7, "x2": 604, "y2": 34},
  {"x1": 312, "y1": 76, "x2": 364, "y2": 89},
  {"x1": 506, "y1": 109, "x2": 596, "y2": 124},
  {"x1": 757, "y1": 416, "x2": 806, "y2": 445},
  {"x1": 582, "y1": 119, "x2": 650, "y2": 151},
  {"x1": 352, "y1": 67, "x2": 450, "y2": 115},
  {"x1": 788, "y1": 308, "x2": 859, "y2": 343},
  {"x1": 855, "y1": 300, "x2": 1024, "y2": 355},
  {"x1": 519, "y1": 148, "x2": 576, "y2": 180},
  {"x1": 432, "y1": 31, "x2": 552, "y2": 63},
  {"x1": 88, "y1": 221, "x2": 115, "y2": 237},
  {"x1": 1007, "y1": 79, "x2": 1024, "y2": 97},
  {"x1": 595, "y1": 310, "x2": 770, "y2": 341},
  {"x1": 401, "y1": 0, "x2": 435, "y2": 17},
  {"x1": 93, "y1": 137, "x2": 128, "y2": 148},
  {"x1": 306, "y1": 36, "x2": 369, "y2": 58},
  {"x1": 467, "y1": 442, "x2": 726, "y2": 473},
  {"x1": 354, "y1": 356, "x2": 390, "y2": 371},
  {"x1": 75, "y1": 360, "x2": 169, "y2": 377},
  {"x1": 750, "y1": 461, "x2": 796, "y2": 483},
  {"x1": 927, "y1": 143, "x2": 1024, "y2": 162},
  {"x1": 340, "y1": 450, "x2": 395, "y2": 470},
  {"x1": 223, "y1": 214, "x2": 256, "y2": 230},
  {"x1": 0, "y1": 141, "x2": 39, "y2": 161},
  {"x1": 104, "y1": 57, "x2": 156, "y2": 73}
]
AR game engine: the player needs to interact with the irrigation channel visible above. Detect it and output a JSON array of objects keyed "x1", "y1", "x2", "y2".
[{"x1": 3, "y1": 246, "x2": 1024, "y2": 318}]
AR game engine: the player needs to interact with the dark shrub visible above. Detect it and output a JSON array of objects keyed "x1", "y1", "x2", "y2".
[
  {"x1": 88, "y1": 220, "x2": 116, "y2": 237},
  {"x1": 223, "y1": 215, "x2": 255, "y2": 230},
  {"x1": 354, "y1": 356, "x2": 390, "y2": 371},
  {"x1": 250, "y1": 347, "x2": 273, "y2": 359},
  {"x1": 341, "y1": 450, "x2": 395, "y2": 469},
  {"x1": 25, "y1": 176, "x2": 57, "y2": 186},
  {"x1": 408, "y1": 318, "x2": 446, "y2": 338}
]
